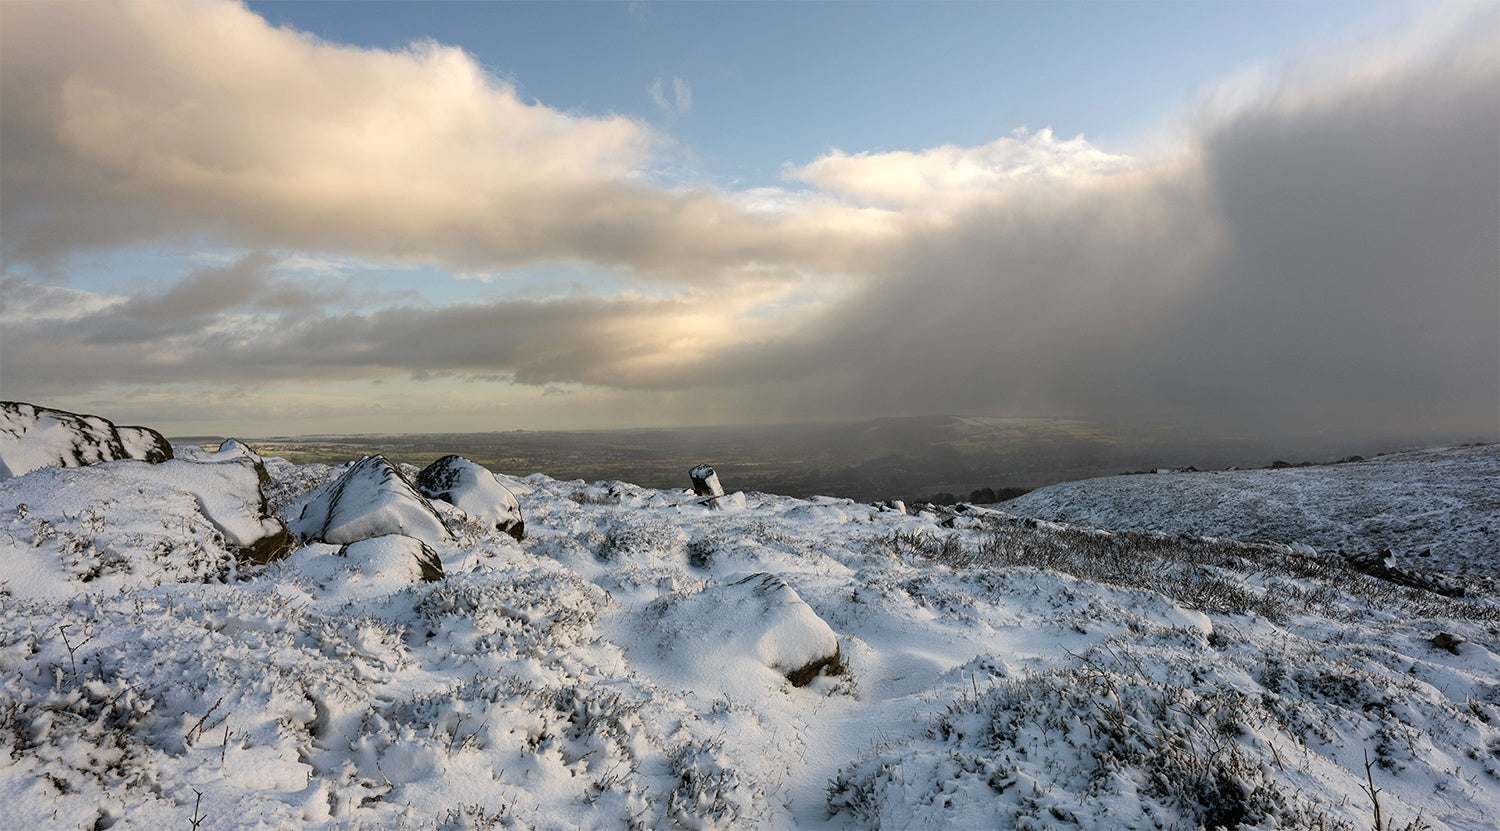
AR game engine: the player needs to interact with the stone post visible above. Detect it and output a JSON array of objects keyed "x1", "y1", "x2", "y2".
[{"x1": 688, "y1": 464, "x2": 724, "y2": 499}]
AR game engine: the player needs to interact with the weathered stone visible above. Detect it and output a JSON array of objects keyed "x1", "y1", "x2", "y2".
[
  {"x1": 416, "y1": 454, "x2": 524, "y2": 540},
  {"x1": 0, "y1": 401, "x2": 172, "y2": 479},
  {"x1": 688, "y1": 464, "x2": 723, "y2": 498},
  {"x1": 293, "y1": 455, "x2": 451, "y2": 546}
]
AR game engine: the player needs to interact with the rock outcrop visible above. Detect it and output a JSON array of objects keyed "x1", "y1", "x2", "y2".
[
  {"x1": 0, "y1": 402, "x2": 172, "y2": 479},
  {"x1": 293, "y1": 455, "x2": 451, "y2": 546},
  {"x1": 338, "y1": 534, "x2": 444, "y2": 583},
  {"x1": 119, "y1": 456, "x2": 290, "y2": 564},
  {"x1": 416, "y1": 454, "x2": 525, "y2": 540},
  {"x1": 647, "y1": 571, "x2": 843, "y2": 688}
]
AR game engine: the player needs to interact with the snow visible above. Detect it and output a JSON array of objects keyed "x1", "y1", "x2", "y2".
[
  {"x1": 279, "y1": 535, "x2": 443, "y2": 603},
  {"x1": 0, "y1": 402, "x2": 171, "y2": 479},
  {"x1": 293, "y1": 454, "x2": 452, "y2": 546},
  {"x1": 416, "y1": 454, "x2": 525, "y2": 540},
  {"x1": 639, "y1": 572, "x2": 841, "y2": 690},
  {"x1": 1003, "y1": 444, "x2": 1500, "y2": 579},
  {"x1": 0, "y1": 441, "x2": 1497, "y2": 830},
  {"x1": 114, "y1": 458, "x2": 285, "y2": 550},
  {"x1": 0, "y1": 457, "x2": 285, "y2": 598}
]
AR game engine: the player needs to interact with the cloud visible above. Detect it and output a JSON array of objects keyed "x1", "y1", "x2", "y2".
[
  {"x1": 0, "y1": 2, "x2": 879, "y2": 278},
  {"x1": 711, "y1": 8, "x2": 1500, "y2": 439},
  {"x1": 787, "y1": 128, "x2": 1137, "y2": 212},
  {"x1": 1, "y1": 1, "x2": 1495, "y2": 443},
  {"x1": 0, "y1": 280, "x2": 125, "y2": 325},
  {"x1": 0, "y1": 254, "x2": 825, "y2": 397},
  {"x1": 650, "y1": 77, "x2": 692, "y2": 114}
]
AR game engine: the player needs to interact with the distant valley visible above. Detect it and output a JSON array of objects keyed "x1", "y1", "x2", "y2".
[{"x1": 193, "y1": 414, "x2": 1478, "y2": 503}]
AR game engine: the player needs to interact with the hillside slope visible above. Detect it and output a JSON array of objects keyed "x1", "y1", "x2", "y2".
[{"x1": 1003, "y1": 445, "x2": 1500, "y2": 580}]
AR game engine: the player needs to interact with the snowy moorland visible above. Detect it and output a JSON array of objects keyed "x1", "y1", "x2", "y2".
[
  {"x1": 1003, "y1": 445, "x2": 1500, "y2": 583},
  {"x1": 1, "y1": 414, "x2": 1497, "y2": 830}
]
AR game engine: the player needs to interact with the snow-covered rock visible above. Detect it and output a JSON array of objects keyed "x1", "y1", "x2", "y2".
[
  {"x1": 196, "y1": 438, "x2": 258, "y2": 462},
  {"x1": 646, "y1": 572, "x2": 842, "y2": 687},
  {"x1": 116, "y1": 457, "x2": 289, "y2": 563},
  {"x1": 343, "y1": 533, "x2": 443, "y2": 582},
  {"x1": 276, "y1": 535, "x2": 443, "y2": 605},
  {"x1": 292, "y1": 455, "x2": 451, "y2": 546},
  {"x1": 0, "y1": 401, "x2": 172, "y2": 479},
  {"x1": 0, "y1": 456, "x2": 288, "y2": 596},
  {"x1": 415, "y1": 454, "x2": 524, "y2": 540},
  {"x1": 689, "y1": 463, "x2": 724, "y2": 497},
  {"x1": 341, "y1": 534, "x2": 443, "y2": 582}
]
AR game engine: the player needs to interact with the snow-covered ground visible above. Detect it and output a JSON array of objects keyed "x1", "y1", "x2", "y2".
[
  {"x1": 1003, "y1": 445, "x2": 1500, "y2": 580},
  {"x1": 1, "y1": 442, "x2": 1497, "y2": 829}
]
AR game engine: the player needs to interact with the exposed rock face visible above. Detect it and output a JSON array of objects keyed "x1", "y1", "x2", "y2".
[
  {"x1": 416, "y1": 454, "x2": 524, "y2": 540},
  {"x1": 688, "y1": 463, "x2": 745, "y2": 510},
  {"x1": 337, "y1": 534, "x2": 444, "y2": 583},
  {"x1": 0, "y1": 402, "x2": 172, "y2": 479},
  {"x1": 293, "y1": 455, "x2": 451, "y2": 546}
]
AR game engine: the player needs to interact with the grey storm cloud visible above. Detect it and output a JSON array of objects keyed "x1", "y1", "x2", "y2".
[
  {"x1": 705, "y1": 33, "x2": 1500, "y2": 438},
  {"x1": 0, "y1": 261, "x2": 752, "y2": 395}
]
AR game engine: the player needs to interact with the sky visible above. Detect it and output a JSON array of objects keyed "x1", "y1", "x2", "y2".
[{"x1": 1, "y1": 0, "x2": 1496, "y2": 443}]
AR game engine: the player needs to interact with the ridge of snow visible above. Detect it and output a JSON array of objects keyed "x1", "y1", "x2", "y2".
[{"x1": 1003, "y1": 444, "x2": 1500, "y2": 578}]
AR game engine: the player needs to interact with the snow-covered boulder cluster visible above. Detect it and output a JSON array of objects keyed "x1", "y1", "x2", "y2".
[
  {"x1": 0, "y1": 403, "x2": 287, "y2": 581},
  {"x1": 0, "y1": 401, "x2": 171, "y2": 479},
  {"x1": 288, "y1": 453, "x2": 533, "y2": 581}
]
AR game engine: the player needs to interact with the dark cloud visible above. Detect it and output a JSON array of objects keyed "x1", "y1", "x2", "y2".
[{"x1": 673, "y1": 27, "x2": 1500, "y2": 440}]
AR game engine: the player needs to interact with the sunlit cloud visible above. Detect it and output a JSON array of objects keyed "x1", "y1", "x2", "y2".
[
  {"x1": 0, "y1": 1, "x2": 880, "y2": 278},
  {"x1": 787, "y1": 128, "x2": 1137, "y2": 213}
]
